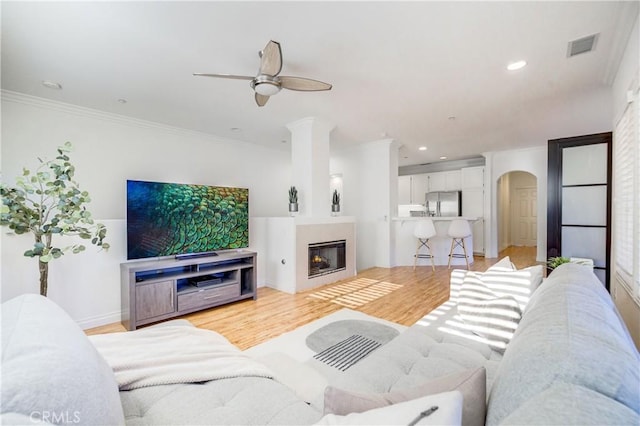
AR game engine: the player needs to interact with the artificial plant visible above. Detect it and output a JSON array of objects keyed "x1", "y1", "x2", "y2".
[
  {"x1": 547, "y1": 256, "x2": 570, "y2": 270},
  {"x1": 0, "y1": 142, "x2": 109, "y2": 296},
  {"x1": 288, "y1": 186, "x2": 298, "y2": 204},
  {"x1": 332, "y1": 189, "x2": 341, "y2": 206}
]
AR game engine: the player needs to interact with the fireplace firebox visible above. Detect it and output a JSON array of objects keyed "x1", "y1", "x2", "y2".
[{"x1": 308, "y1": 240, "x2": 346, "y2": 278}]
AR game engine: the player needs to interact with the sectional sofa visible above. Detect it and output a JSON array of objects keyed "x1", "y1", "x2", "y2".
[{"x1": 2, "y1": 261, "x2": 639, "y2": 425}]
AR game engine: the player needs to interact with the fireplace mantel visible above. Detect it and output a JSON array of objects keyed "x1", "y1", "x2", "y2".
[{"x1": 259, "y1": 217, "x2": 356, "y2": 294}]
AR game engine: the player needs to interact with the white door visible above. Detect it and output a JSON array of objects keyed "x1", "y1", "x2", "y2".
[{"x1": 512, "y1": 187, "x2": 537, "y2": 246}]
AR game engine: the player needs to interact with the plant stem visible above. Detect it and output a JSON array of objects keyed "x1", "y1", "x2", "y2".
[{"x1": 39, "y1": 259, "x2": 48, "y2": 297}]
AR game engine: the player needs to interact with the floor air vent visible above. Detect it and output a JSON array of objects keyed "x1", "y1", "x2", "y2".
[{"x1": 567, "y1": 33, "x2": 598, "y2": 57}]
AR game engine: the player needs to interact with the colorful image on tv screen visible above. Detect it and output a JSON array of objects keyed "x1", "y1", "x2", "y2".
[{"x1": 127, "y1": 180, "x2": 249, "y2": 260}]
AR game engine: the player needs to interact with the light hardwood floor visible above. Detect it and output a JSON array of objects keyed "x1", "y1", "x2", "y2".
[{"x1": 86, "y1": 246, "x2": 540, "y2": 350}]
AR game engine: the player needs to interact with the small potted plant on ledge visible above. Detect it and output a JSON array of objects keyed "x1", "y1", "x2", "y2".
[
  {"x1": 288, "y1": 186, "x2": 298, "y2": 216},
  {"x1": 331, "y1": 189, "x2": 340, "y2": 215}
]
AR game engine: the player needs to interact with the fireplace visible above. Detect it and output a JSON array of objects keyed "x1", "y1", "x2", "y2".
[{"x1": 309, "y1": 240, "x2": 346, "y2": 278}]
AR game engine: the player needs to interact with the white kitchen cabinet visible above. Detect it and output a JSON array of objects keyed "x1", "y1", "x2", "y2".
[
  {"x1": 445, "y1": 170, "x2": 462, "y2": 190},
  {"x1": 462, "y1": 166, "x2": 485, "y2": 189},
  {"x1": 398, "y1": 174, "x2": 428, "y2": 204},
  {"x1": 462, "y1": 188, "x2": 484, "y2": 218},
  {"x1": 472, "y1": 219, "x2": 485, "y2": 254},
  {"x1": 411, "y1": 174, "x2": 428, "y2": 204},
  {"x1": 398, "y1": 175, "x2": 412, "y2": 204},
  {"x1": 427, "y1": 172, "x2": 446, "y2": 192},
  {"x1": 462, "y1": 184, "x2": 485, "y2": 255},
  {"x1": 427, "y1": 170, "x2": 461, "y2": 192}
]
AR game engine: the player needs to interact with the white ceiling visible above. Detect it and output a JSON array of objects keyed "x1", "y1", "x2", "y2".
[{"x1": 2, "y1": 1, "x2": 637, "y2": 166}]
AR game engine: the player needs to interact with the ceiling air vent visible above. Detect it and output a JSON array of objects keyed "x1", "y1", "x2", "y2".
[{"x1": 567, "y1": 33, "x2": 599, "y2": 57}]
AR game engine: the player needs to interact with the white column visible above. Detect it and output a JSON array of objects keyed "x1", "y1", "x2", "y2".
[{"x1": 286, "y1": 117, "x2": 335, "y2": 218}]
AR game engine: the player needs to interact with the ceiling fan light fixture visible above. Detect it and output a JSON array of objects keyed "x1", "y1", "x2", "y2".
[{"x1": 254, "y1": 81, "x2": 281, "y2": 96}]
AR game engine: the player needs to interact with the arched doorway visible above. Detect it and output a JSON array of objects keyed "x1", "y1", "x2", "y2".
[{"x1": 497, "y1": 171, "x2": 538, "y2": 258}]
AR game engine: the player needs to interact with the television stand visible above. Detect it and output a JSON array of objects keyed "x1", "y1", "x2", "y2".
[{"x1": 121, "y1": 251, "x2": 256, "y2": 330}]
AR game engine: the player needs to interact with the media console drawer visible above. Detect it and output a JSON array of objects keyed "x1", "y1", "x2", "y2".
[{"x1": 178, "y1": 283, "x2": 240, "y2": 311}]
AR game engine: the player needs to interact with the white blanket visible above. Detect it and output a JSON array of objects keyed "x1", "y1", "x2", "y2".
[{"x1": 89, "y1": 325, "x2": 274, "y2": 390}]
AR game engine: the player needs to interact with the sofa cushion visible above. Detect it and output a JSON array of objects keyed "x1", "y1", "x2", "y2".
[
  {"x1": 120, "y1": 376, "x2": 322, "y2": 425},
  {"x1": 314, "y1": 390, "x2": 463, "y2": 426},
  {"x1": 1, "y1": 294, "x2": 125, "y2": 425},
  {"x1": 499, "y1": 382, "x2": 640, "y2": 425},
  {"x1": 457, "y1": 272, "x2": 522, "y2": 353},
  {"x1": 486, "y1": 263, "x2": 640, "y2": 424},
  {"x1": 306, "y1": 296, "x2": 502, "y2": 414},
  {"x1": 323, "y1": 367, "x2": 486, "y2": 426}
]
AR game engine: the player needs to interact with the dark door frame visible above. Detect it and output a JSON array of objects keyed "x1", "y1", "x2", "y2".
[{"x1": 547, "y1": 132, "x2": 612, "y2": 290}]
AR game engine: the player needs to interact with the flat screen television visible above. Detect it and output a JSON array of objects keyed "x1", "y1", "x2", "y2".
[{"x1": 126, "y1": 180, "x2": 249, "y2": 260}]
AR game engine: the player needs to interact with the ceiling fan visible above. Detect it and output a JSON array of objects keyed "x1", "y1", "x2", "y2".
[{"x1": 194, "y1": 40, "x2": 332, "y2": 107}]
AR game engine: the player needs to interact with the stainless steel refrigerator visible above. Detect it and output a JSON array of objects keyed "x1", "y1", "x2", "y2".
[{"x1": 425, "y1": 191, "x2": 462, "y2": 217}]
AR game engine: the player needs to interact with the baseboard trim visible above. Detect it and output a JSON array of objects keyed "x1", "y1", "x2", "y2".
[{"x1": 77, "y1": 310, "x2": 122, "y2": 330}]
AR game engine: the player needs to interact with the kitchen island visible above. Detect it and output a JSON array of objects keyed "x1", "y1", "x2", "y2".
[{"x1": 393, "y1": 216, "x2": 477, "y2": 267}]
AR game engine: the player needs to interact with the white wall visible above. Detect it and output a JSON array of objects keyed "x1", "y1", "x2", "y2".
[
  {"x1": 330, "y1": 139, "x2": 397, "y2": 270},
  {"x1": 1, "y1": 92, "x2": 291, "y2": 327},
  {"x1": 484, "y1": 146, "x2": 548, "y2": 262}
]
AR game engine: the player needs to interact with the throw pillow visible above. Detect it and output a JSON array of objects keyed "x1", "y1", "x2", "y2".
[
  {"x1": 1, "y1": 295, "x2": 125, "y2": 425},
  {"x1": 324, "y1": 367, "x2": 486, "y2": 426},
  {"x1": 315, "y1": 390, "x2": 462, "y2": 426},
  {"x1": 480, "y1": 264, "x2": 543, "y2": 311},
  {"x1": 457, "y1": 272, "x2": 523, "y2": 353},
  {"x1": 486, "y1": 256, "x2": 516, "y2": 272}
]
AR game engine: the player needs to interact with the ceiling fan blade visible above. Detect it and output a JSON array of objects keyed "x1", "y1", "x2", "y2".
[
  {"x1": 279, "y1": 76, "x2": 332, "y2": 92},
  {"x1": 259, "y1": 40, "x2": 282, "y2": 76},
  {"x1": 255, "y1": 93, "x2": 269, "y2": 107},
  {"x1": 193, "y1": 73, "x2": 254, "y2": 80}
]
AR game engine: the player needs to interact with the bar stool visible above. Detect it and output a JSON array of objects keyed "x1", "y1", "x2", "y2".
[
  {"x1": 413, "y1": 219, "x2": 437, "y2": 271},
  {"x1": 447, "y1": 219, "x2": 472, "y2": 270}
]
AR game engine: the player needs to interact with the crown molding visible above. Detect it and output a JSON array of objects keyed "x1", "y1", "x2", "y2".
[
  {"x1": 603, "y1": 3, "x2": 639, "y2": 85},
  {"x1": 0, "y1": 90, "x2": 246, "y2": 146}
]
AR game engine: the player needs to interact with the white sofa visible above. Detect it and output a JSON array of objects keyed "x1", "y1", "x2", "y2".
[
  {"x1": 2, "y1": 262, "x2": 639, "y2": 425},
  {"x1": 1, "y1": 294, "x2": 322, "y2": 426},
  {"x1": 312, "y1": 262, "x2": 640, "y2": 425}
]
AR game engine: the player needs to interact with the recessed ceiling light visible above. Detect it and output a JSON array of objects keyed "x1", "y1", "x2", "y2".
[
  {"x1": 117, "y1": 98, "x2": 127, "y2": 104},
  {"x1": 507, "y1": 60, "x2": 527, "y2": 71},
  {"x1": 448, "y1": 116, "x2": 456, "y2": 121},
  {"x1": 440, "y1": 156, "x2": 448, "y2": 160},
  {"x1": 230, "y1": 127, "x2": 240, "y2": 131},
  {"x1": 42, "y1": 80, "x2": 62, "y2": 90},
  {"x1": 418, "y1": 146, "x2": 427, "y2": 151}
]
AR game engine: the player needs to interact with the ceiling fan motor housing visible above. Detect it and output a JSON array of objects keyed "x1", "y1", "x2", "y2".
[{"x1": 251, "y1": 75, "x2": 281, "y2": 96}]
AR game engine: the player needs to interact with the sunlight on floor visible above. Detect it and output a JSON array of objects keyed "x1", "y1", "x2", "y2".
[{"x1": 307, "y1": 278, "x2": 404, "y2": 308}]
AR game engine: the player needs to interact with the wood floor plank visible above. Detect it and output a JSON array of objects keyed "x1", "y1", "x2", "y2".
[{"x1": 86, "y1": 246, "x2": 539, "y2": 350}]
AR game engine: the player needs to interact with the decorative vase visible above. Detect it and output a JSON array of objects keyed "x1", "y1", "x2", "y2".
[
  {"x1": 289, "y1": 202, "x2": 298, "y2": 216},
  {"x1": 331, "y1": 204, "x2": 340, "y2": 216}
]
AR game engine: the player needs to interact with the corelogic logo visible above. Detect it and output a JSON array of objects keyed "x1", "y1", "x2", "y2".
[{"x1": 30, "y1": 411, "x2": 81, "y2": 424}]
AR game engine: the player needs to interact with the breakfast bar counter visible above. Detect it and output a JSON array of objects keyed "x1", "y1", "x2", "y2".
[{"x1": 392, "y1": 216, "x2": 477, "y2": 267}]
